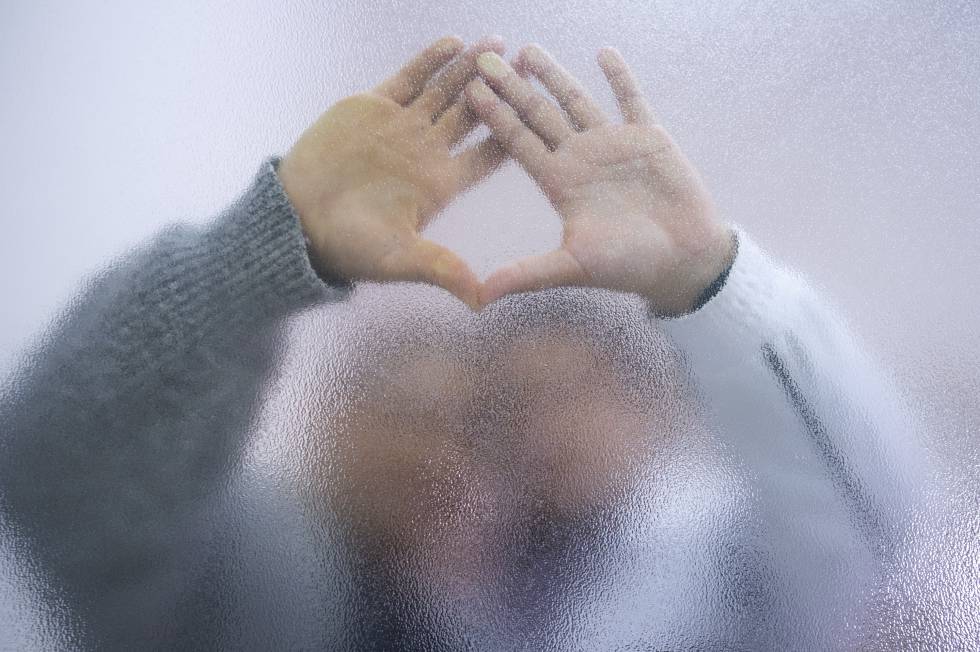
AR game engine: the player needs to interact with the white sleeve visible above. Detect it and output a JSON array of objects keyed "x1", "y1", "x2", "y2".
[{"x1": 659, "y1": 229, "x2": 930, "y2": 560}]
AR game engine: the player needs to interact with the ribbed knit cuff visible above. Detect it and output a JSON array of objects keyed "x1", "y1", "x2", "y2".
[
  {"x1": 163, "y1": 155, "x2": 353, "y2": 337},
  {"x1": 205, "y1": 157, "x2": 352, "y2": 316},
  {"x1": 100, "y1": 158, "x2": 352, "y2": 372},
  {"x1": 659, "y1": 230, "x2": 801, "y2": 364}
]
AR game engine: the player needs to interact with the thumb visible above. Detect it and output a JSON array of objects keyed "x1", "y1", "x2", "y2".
[
  {"x1": 388, "y1": 238, "x2": 482, "y2": 311},
  {"x1": 480, "y1": 248, "x2": 587, "y2": 307}
]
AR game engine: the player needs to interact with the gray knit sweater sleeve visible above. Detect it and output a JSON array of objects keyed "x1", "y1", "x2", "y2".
[{"x1": 0, "y1": 158, "x2": 347, "y2": 646}]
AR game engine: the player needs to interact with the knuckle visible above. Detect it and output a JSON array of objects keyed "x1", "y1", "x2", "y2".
[
  {"x1": 485, "y1": 100, "x2": 507, "y2": 124},
  {"x1": 500, "y1": 119, "x2": 524, "y2": 144},
  {"x1": 523, "y1": 93, "x2": 549, "y2": 117},
  {"x1": 468, "y1": 96, "x2": 495, "y2": 121},
  {"x1": 528, "y1": 104, "x2": 553, "y2": 128},
  {"x1": 562, "y1": 84, "x2": 586, "y2": 105},
  {"x1": 642, "y1": 128, "x2": 673, "y2": 158},
  {"x1": 569, "y1": 95, "x2": 594, "y2": 118},
  {"x1": 622, "y1": 89, "x2": 641, "y2": 103}
]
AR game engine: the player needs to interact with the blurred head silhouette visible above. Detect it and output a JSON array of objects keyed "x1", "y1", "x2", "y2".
[{"x1": 303, "y1": 286, "x2": 709, "y2": 642}]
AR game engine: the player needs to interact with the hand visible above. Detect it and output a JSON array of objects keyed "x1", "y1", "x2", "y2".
[
  {"x1": 465, "y1": 46, "x2": 736, "y2": 316},
  {"x1": 278, "y1": 37, "x2": 506, "y2": 310}
]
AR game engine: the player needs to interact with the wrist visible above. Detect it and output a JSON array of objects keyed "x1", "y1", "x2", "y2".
[
  {"x1": 650, "y1": 227, "x2": 738, "y2": 318},
  {"x1": 688, "y1": 229, "x2": 738, "y2": 313},
  {"x1": 274, "y1": 156, "x2": 353, "y2": 288}
]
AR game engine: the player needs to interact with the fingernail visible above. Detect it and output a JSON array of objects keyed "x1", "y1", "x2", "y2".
[
  {"x1": 477, "y1": 52, "x2": 507, "y2": 78},
  {"x1": 597, "y1": 46, "x2": 619, "y2": 65},
  {"x1": 438, "y1": 35, "x2": 464, "y2": 49},
  {"x1": 521, "y1": 43, "x2": 543, "y2": 60},
  {"x1": 433, "y1": 36, "x2": 464, "y2": 57}
]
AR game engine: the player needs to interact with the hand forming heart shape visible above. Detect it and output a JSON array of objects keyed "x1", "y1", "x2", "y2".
[{"x1": 278, "y1": 36, "x2": 735, "y2": 317}]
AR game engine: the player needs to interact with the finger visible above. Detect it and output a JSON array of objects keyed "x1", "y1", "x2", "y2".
[
  {"x1": 432, "y1": 101, "x2": 479, "y2": 146},
  {"x1": 480, "y1": 249, "x2": 587, "y2": 307},
  {"x1": 374, "y1": 36, "x2": 465, "y2": 105},
  {"x1": 518, "y1": 44, "x2": 607, "y2": 129},
  {"x1": 465, "y1": 80, "x2": 551, "y2": 178},
  {"x1": 392, "y1": 238, "x2": 482, "y2": 310},
  {"x1": 433, "y1": 52, "x2": 530, "y2": 146},
  {"x1": 597, "y1": 47, "x2": 657, "y2": 125},
  {"x1": 414, "y1": 36, "x2": 506, "y2": 119},
  {"x1": 475, "y1": 52, "x2": 575, "y2": 148},
  {"x1": 454, "y1": 137, "x2": 507, "y2": 190}
]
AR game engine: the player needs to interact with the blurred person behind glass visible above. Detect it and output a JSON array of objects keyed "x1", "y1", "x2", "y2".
[{"x1": 0, "y1": 37, "x2": 930, "y2": 649}]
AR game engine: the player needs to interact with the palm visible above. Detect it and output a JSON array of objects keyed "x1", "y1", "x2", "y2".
[
  {"x1": 553, "y1": 127, "x2": 719, "y2": 296},
  {"x1": 279, "y1": 37, "x2": 505, "y2": 309},
  {"x1": 323, "y1": 95, "x2": 464, "y2": 220},
  {"x1": 466, "y1": 46, "x2": 733, "y2": 315},
  {"x1": 291, "y1": 95, "x2": 465, "y2": 281}
]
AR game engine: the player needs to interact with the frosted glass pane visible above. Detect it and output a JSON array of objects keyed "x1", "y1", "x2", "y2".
[{"x1": 1, "y1": 1, "x2": 977, "y2": 649}]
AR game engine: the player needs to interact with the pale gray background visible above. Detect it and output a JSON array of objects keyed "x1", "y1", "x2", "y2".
[{"x1": 1, "y1": 0, "x2": 977, "y2": 647}]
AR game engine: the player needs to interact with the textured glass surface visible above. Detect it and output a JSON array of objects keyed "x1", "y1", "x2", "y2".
[{"x1": 1, "y1": 1, "x2": 977, "y2": 649}]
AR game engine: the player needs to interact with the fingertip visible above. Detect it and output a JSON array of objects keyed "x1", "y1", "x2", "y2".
[
  {"x1": 449, "y1": 277, "x2": 482, "y2": 312},
  {"x1": 431, "y1": 249, "x2": 480, "y2": 296},
  {"x1": 521, "y1": 42, "x2": 545, "y2": 57},
  {"x1": 476, "y1": 34, "x2": 506, "y2": 55},
  {"x1": 479, "y1": 267, "x2": 515, "y2": 306},
  {"x1": 437, "y1": 35, "x2": 465, "y2": 51},
  {"x1": 426, "y1": 36, "x2": 464, "y2": 64},
  {"x1": 461, "y1": 283, "x2": 484, "y2": 313},
  {"x1": 476, "y1": 51, "x2": 510, "y2": 79},
  {"x1": 597, "y1": 46, "x2": 621, "y2": 67},
  {"x1": 476, "y1": 284, "x2": 500, "y2": 310},
  {"x1": 465, "y1": 291, "x2": 484, "y2": 313}
]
